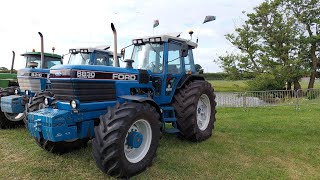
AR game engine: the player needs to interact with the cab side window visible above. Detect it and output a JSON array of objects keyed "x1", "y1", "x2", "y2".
[
  {"x1": 184, "y1": 50, "x2": 193, "y2": 73},
  {"x1": 94, "y1": 52, "x2": 109, "y2": 65},
  {"x1": 168, "y1": 42, "x2": 182, "y2": 74}
]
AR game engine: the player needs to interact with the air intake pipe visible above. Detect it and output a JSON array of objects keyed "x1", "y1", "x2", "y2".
[
  {"x1": 38, "y1": 32, "x2": 45, "y2": 69},
  {"x1": 111, "y1": 23, "x2": 119, "y2": 67},
  {"x1": 10, "y1": 51, "x2": 15, "y2": 74}
]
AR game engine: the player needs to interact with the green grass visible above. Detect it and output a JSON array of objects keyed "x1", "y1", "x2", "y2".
[
  {"x1": 209, "y1": 79, "x2": 320, "y2": 92},
  {"x1": 1, "y1": 103, "x2": 320, "y2": 179},
  {"x1": 209, "y1": 80, "x2": 248, "y2": 92}
]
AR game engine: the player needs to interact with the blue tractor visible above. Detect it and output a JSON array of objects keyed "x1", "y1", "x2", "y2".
[
  {"x1": 24, "y1": 45, "x2": 117, "y2": 125},
  {"x1": 0, "y1": 32, "x2": 63, "y2": 129},
  {"x1": 27, "y1": 24, "x2": 216, "y2": 178},
  {"x1": 0, "y1": 32, "x2": 114, "y2": 129}
]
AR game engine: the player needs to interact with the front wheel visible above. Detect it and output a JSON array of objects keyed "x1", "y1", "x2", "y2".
[
  {"x1": 34, "y1": 138, "x2": 89, "y2": 154},
  {"x1": 92, "y1": 102, "x2": 161, "y2": 178},
  {"x1": 0, "y1": 87, "x2": 24, "y2": 129},
  {"x1": 24, "y1": 91, "x2": 51, "y2": 127}
]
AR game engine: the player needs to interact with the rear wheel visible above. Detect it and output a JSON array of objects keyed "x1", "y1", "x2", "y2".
[
  {"x1": 92, "y1": 102, "x2": 161, "y2": 178},
  {"x1": 0, "y1": 87, "x2": 24, "y2": 129},
  {"x1": 172, "y1": 80, "x2": 216, "y2": 141}
]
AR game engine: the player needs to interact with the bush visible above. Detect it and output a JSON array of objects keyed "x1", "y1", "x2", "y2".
[
  {"x1": 203, "y1": 73, "x2": 229, "y2": 80},
  {"x1": 247, "y1": 73, "x2": 285, "y2": 91}
]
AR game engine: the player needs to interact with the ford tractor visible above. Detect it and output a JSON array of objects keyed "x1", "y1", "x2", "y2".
[
  {"x1": 27, "y1": 23, "x2": 216, "y2": 178},
  {"x1": 0, "y1": 32, "x2": 63, "y2": 129}
]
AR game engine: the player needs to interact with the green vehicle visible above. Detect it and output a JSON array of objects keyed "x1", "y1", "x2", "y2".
[{"x1": 0, "y1": 51, "x2": 18, "y2": 88}]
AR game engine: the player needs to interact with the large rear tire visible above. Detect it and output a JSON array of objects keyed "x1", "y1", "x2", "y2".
[
  {"x1": 92, "y1": 102, "x2": 161, "y2": 178},
  {"x1": 0, "y1": 87, "x2": 24, "y2": 129},
  {"x1": 172, "y1": 80, "x2": 216, "y2": 141}
]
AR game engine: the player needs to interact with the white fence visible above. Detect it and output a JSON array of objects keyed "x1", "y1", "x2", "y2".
[{"x1": 216, "y1": 89, "x2": 320, "y2": 109}]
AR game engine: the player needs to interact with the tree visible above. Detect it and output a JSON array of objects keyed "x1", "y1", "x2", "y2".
[
  {"x1": 287, "y1": 0, "x2": 320, "y2": 89},
  {"x1": 216, "y1": 0, "x2": 312, "y2": 90}
]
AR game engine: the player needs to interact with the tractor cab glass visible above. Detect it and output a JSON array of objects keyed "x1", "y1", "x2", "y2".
[
  {"x1": 23, "y1": 55, "x2": 62, "y2": 69},
  {"x1": 68, "y1": 51, "x2": 114, "y2": 66},
  {"x1": 68, "y1": 53, "x2": 91, "y2": 65},
  {"x1": 131, "y1": 43, "x2": 164, "y2": 73}
]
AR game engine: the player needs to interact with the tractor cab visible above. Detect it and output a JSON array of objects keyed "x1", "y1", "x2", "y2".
[
  {"x1": 127, "y1": 34, "x2": 197, "y2": 104},
  {"x1": 68, "y1": 46, "x2": 116, "y2": 66},
  {"x1": 21, "y1": 51, "x2": 62, "y2": 69}
]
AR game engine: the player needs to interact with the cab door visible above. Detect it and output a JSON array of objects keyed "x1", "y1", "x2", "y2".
[{"x1": 158, "y1": 40, "x2": 186, "y2": 104}]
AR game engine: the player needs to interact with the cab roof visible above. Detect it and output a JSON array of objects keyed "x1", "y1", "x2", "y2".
[
  {"x1": 133, "y1": 34, "x2": 198, "y2": 48},
  {"x1": 21, "y1": 52, "x2": 62, "y2": 59},
  {"x1": 69, "y1": 45, "x2": 121, "y2": 57},
  {"x1": 69, "y1": 45, "x2": 111, "y2": 53}
]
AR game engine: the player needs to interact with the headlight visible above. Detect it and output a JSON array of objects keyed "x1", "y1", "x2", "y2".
[
  {"x1": 25, "y1": 90, "x2": 29, "y2": 96},
  {"x1": 44, "y1": 98, "x2": 49, "y2": 105},
  {"x1": 14, "y1": 89, "x2": 18, "y2": 95},
  {"x1": 70, "y1": 100, "x2": 77, "y2": 109}
]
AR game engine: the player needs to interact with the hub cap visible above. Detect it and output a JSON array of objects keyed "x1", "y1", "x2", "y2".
[
  {"x1": 196, "y1": 94, "x2": 211, "y2": 131},
  {"x1": 124, "y1": 119, "x2": 152, "y2": 163},
  {"x1": 4, "y1": 112, "x2": 25, "y2": 122}
]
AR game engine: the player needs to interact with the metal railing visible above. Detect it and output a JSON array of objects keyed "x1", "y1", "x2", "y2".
[{"x1": 215, "y1": 89, "x2": 320, "y2": 109}]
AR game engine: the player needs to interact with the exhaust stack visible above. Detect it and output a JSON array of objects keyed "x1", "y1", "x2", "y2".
[
  {"x1": 111, "y1": 23, "x2": 119, "y2": 67},
  {"x1": 10, "y1": 51, "x2": 15, "y2": 74},
  {"x1": 38, "y1": 32, "x2": 45, "y2": 69}
]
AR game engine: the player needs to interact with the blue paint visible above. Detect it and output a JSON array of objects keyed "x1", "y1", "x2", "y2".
[
  {"x1": 0, "y1": 95, "x2": 24, "y2": 113},
  {"x1": 27, "y1": 40, "x2": 199, "y2": 142},
  {"x1": 127, "y1": 131, "x2": 143, "y2": 148}
]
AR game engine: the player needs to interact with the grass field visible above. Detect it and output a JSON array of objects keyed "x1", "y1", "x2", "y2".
[
  {"x1": 209, "y1": 79, "x2": 320, "y2": 92},
  {"x1": 1, "y1": 103, "x2": 319, "y2": 179},
  {"x1": 209, "y1": 80, "x2": 248, "y2": 92}
]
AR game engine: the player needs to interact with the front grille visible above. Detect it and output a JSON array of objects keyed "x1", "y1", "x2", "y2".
[
  {"x1": 50, "y1": 80, "x2": 116, "y2": 103},
  {"x1": 18, "y1": 78, "x2": 41, "y2": 92}
]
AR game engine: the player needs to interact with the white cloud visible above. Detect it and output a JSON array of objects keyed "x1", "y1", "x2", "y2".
[{"x1": 0, "y1": 0, "x2": 264, "y2": 72}]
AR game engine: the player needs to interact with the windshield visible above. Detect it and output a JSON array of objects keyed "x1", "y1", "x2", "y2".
[
  {"x1": 131, "y1": 43, "x2": 164, "y2": 73},
  {"x1": 68, "y1": 53, "x2": 91, "y2": 65},
  {"x1": 24, "y1": 55, "x2": 62, "y2": 69},
  {"x1": 68, "y1": 52, "x2": 115, "y2": 66}
]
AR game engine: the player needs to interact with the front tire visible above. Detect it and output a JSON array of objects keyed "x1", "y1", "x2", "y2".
[
  {"x1": 92, "y1": 102, "x2": 161, "y2": 178},
  {"x1": 34, "y1": 138, "x2": 89, "y2": 154},
  {"x1": 172, "y1": 80, "x2": 216, "y2": 141},
  {"x1": 0, "y1": 87, "x2": 24, "y2": 129},
  {"x1": 23, "y1": 91, "x2": 51, "y2": 127}
]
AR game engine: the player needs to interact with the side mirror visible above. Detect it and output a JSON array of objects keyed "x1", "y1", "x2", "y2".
[
  {"x1": 179, "y1": 43, "x2": 189, "y2": 57},
  {"x1": 121, "y1": 48, "x2": 125, "y2": 59}
]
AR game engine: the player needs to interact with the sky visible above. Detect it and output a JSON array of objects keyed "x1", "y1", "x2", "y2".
[{"x1": 0, "y1": 0, "x2": 264, "y2": 72}]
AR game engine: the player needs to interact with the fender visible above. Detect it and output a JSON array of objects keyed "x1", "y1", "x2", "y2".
[
  {"x1": 176, "y1": 74, "x2": 205, "y2": 89},
  {"x1": 119, "y1": 95, "x2": 161, "y2": 115}
]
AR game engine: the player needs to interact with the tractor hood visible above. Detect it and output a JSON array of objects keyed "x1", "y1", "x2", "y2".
[
  {"x1": 17, "y1": 68, "x2": 49, "y2": 78},
  {"x1": 50, "y1": 65, "x2": 142, "y2": 81},
  {"x1": 17, "y1": 68, "x2": 49, "y2": 92}
]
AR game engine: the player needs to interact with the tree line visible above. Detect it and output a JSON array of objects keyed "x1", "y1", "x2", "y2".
[{"x1": 216, "y1": 0, "x2": 319, "y2": 91}]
